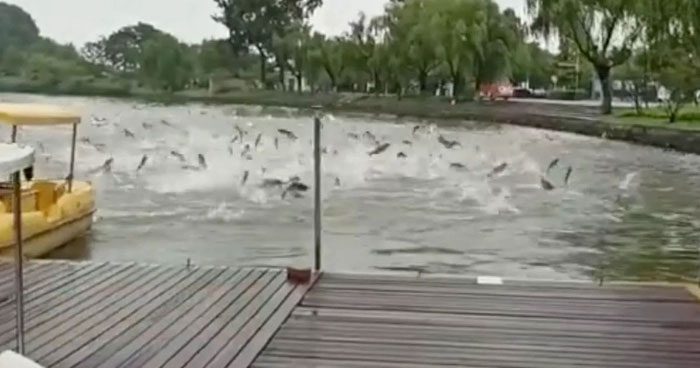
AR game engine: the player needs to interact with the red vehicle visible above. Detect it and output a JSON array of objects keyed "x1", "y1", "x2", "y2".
[{"x1": 479, "y1": 82, "x2": 514, "y2": 101}]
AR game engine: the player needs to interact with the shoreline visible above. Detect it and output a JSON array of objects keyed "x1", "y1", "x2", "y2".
[{"x1": 2, "y1": 87, "x2": 699, "y2": 154}]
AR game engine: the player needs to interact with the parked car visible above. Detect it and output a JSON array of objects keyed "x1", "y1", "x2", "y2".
[
  {"x1": 512, "y1": 88, "x2": 533, "y2": 98},
  {"x1": 480, "y1": 83, "x2": 513, "y2": 101}
]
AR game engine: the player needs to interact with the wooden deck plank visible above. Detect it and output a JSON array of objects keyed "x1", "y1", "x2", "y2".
[
  {"x1": 226, "y1": 275, "x2": 319, "y2": 368},
  {"x1": 136, "y1": 270, "x2": 269, "y2": 368},
  {"x1": 178, "y1": 271, "x2": 287, "y2": 368},
  {"x1": 91, "y1": 269, "x2": 253, "y2": 368},
  {"x1": 51, "y1": 267, "x2": 225, "y2": 368},
  {"x1": 0, "y1": 264, "x2": 143, "y2": 349},
  {"x1": 140, "y1": 270, "x2": 274, "y2": 368},
  {"x1": 25, "y1": 265, "x2": 179, "y2": 358},
  {"x1": 253, "y1": 273, "x2": 700, "y2": 368}
]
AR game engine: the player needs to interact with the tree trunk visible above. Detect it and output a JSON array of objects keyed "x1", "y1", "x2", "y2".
[
  {"x1": 451, "y1": 73, "x2": 462, "y2": 98},
  {"x1": 296, "y1": 73, "x2": 303, "y2": 93},
  {"x1": 418, "y1": 69, "x2": 428, "y2": 93},
  {"x1": 596, "y1": 65, "x2": 613, "y2": 115},
  {"x1": 278, "y1": 61, "x2": 286, "y2": 91},
  {"x1": 373, "y1": 71, "x2": 380, "y2": 95},
  {"x1": 256, "y1": 46, "x2": 267, "y2": 88}
]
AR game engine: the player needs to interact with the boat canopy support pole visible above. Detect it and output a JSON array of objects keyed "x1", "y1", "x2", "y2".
[
  {"x1": 68, "y1": 123, "x2": 77, "y2": 192},
  {"x1": 12, "y1": 171, "x2": 25, "y2": 354},
  {"x1": 313, "y1": 114, "x2": 322, "y2": 271},
  {"x1": 11, "y1": 125, "x2": 17, "y2": 143}
]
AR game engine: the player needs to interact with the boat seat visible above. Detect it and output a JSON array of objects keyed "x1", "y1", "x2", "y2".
[{"x1": 31, "y1": 181, "x2": 57, "y2": 214}]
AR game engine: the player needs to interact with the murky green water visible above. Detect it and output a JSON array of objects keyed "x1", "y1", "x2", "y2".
[{"x1": 3, "y1": 93, "x2": 699, "y2": 282}]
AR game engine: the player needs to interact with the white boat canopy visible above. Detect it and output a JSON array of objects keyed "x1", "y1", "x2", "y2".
[
  {"x1": 0, "y1": 103, "x2": 81, "y2": 126},
  {"x1": 0, "y1": 143, "x2": 34, "y2": 176}
]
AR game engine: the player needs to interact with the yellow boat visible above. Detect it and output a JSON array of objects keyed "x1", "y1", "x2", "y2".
[{"x1": 0, "y1": 103, "x2": 95, "y2": 258}]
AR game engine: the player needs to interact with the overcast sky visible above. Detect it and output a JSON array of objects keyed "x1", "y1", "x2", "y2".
[{"x1": 7, "y1": 0, "x2": 529, "y2": 46}]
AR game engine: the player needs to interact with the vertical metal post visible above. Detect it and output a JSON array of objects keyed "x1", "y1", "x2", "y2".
[
  {"x1": 313, "y1": 115, "x2": 322, "y2": 271},
  {"x1": 68, "y1": 123, "x2": 77, "y2": 192},
  {"x1": 12, "y1": 171, "x2": 25, "y2": 354},
  {"x1": 11, "y1": 125, "x2": 17, "y2": 143}
]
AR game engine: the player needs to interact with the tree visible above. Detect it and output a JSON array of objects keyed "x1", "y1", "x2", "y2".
[
  {"x1": 643, "y1": 0, "x2": 700, "y2": 123},
  {"x1": 272, "y1": 24, "x2": 314, "y2": 92},
  {"x1": 139, "y1": 34, "x2": 193, "y2": 91},
  {"x1": 472, "y1": 0, "x2": 517, "y2": 94},
  {"x1": 309, "y1": 34, "x2": 348, "y2": 91},
  {"x1": 90, "y1": 23, "x2": 165, "y2": 73},
  {"x1": 0, "y1": 2, "x2": 40, "y2": 54},
  {"x1": 528, "y1": 0, "x2": 646, "y2": 114},
  {"x1": 386, "y1": 0, "x2": 440, "y2": 93},
  {"x1": 212, "y1": 0, "x2": 323, "y2": 87}
]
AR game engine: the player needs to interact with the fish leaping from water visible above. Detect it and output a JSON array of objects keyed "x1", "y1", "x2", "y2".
[
  {"x1": 369, "y1": 143, "x2": 390, "y2": 156},
  {"x1": 136, "y1": 155, "x2": 148, "y2": 171},
  {"x1": 278, "y1": 129, "x2": 297, "y2": 141},
  {"x1": 438, "y1": 135, "x2": 460, "y2": 149},
  {"x1": 488, "y1": 163, "x2": 508, "y2": 178}
]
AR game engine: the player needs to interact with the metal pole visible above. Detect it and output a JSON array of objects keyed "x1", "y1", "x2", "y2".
[
  {"x1": 11, "y1": 125, "x2": 17, "y2": 143},
  {"x1": 12, "y1": 171, "x2": 25, "y2": 354},
  {"x1": 313, "y1": 115, "x2": 322, "y2": 271},
  {"x1": 68, "y1": 123, "x2": 77, "y2": 192}
]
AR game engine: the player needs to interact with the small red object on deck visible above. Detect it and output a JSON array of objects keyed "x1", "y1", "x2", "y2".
[{"x1": 286, "y1": 267, "x2": 312, "y2": 284}]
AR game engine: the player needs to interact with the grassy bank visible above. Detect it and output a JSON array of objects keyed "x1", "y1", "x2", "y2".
[{"x1": 608, "y1": 106, "x2": 700, "y2": 131}]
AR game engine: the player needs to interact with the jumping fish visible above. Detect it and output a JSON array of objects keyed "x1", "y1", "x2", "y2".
[
  {"x1": 547, "y1": 158, "x2": 560, "y2": 173},
  {"x1": 347, "y1": 133, "x2": 359, "y2": 140},
  {"x1": 241, "y1": 170, "x2": 249, "y2": 186},
  {"x1": 261, "y1": 178, "x2": 285, "y2": 188},
  {"x1": 197, "y1": 154, "x2": 207, "y2": 169},
  {"x1": 136, "y1": 155, "x2": 148, "y2": 171},
  {"x1": 274, "y1": 137, "x2": 279, "y2": 150},
  {"x1": 412, "y1": 125, "x2": 421, "y2": 135},
  {"x1": 564, "y1": 166, "x2": 573, "y2": 185},
  {"x1": 170, "y1": 150, "x2": 186, "y2": 163},
  {"x1": 540, "y1": 177, "x2": 555, "y2": 191},
  {"x1": 142, "y1": 122, "x2": 153, "y2": 130},
  {"x1": 89, "y1": 158, "x2": 113, "y2": 174},
  {"x1": 282, "y1": 181, "x2": 310, "y2": 199},
  {"x1": 488, "y1": 163, "x2": 508, "y2": 178},
  {"x1": 234, "y1": 125, "x2": 246, "y2": 139},
  {"x1": 369, "y1": 143, "x2": 391, "y2": 156},
  {"x1": 278, "y1": 129, "x2": 297, "y2": 140},
  {"x1": 334, "y1": 177, "x2": 341, "y2": 187},
  {"x1": 230, "y1": 135, "x2": 239, "y2": 144},
  {"x1": 363, "y1": 131, "x2": 378, "y2": 145},
  {"x1": 438, "y1": 135, "x2": 460, "y2": 149},
  {"x1": 397, "y1": 152, "x2": 407, "y2": 159},
  {"x1": 123, "y1": 129, "x2": 135, "y2": 138},
  {"x1": 402, "y1": 140, "x2": 412, "y2": 146},
  {"x1": 450, "y1": 163, "x2": 466, "y2": 170},
  {"x1": 160, "y1": 119, "x2": 173, "y2": 127},
  {"x1": 241, "y1": 144, "x2": 251, "y2": 158},
  {"x1": 254, "y1": 133, "x2": 262, "y2": 148}
]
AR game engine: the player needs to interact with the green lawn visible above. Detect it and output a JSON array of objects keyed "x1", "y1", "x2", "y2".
[{"x1": 606, "y1": 105, "x2": 700, "y2": 131}]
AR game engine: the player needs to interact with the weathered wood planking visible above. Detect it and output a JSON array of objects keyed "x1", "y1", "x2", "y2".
[
  {"x1": 0, "y1": 261, "x2": 311, "y2": 368},
  {"x1": 254, "y1": 273, "x2": 700, "y2": 368}
]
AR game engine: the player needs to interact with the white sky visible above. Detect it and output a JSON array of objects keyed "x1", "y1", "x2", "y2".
[{"x1": 6, "y1": 0, "x2": 529, "y2": 46}]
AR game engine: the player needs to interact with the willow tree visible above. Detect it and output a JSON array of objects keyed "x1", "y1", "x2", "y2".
[
  {"x1": 527, "y1": 0, "x2": 646, "y2": 114},
  {"x1": 472, "y1": 0, "x2": 518, "y2": 93},
  {"x1": 213, "y1": 0, "x2": 322, "y2": 87},
  {"x1": 386, "y1": 0, "x2": 440, "y2": 93}
]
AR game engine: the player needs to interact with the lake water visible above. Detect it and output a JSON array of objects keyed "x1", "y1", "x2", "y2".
[{"x1": 2, "y1": 93, "x2": 700, "y2": 282}]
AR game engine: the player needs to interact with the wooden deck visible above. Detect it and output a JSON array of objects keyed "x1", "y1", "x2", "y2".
[
  {"x1": 254, "y1": 273, "x2": 700, "y2": 368},
  {"x1": 0, "y1": 261, "x2": 312, "y2": 368},
  {"x1": 0, "y1": 261, "x2": 698, "y2": 367}
]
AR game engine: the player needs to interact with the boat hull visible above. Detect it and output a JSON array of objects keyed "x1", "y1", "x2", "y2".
[{"x1": 0, "y1": 210, "x2": 94, "y2": 258}]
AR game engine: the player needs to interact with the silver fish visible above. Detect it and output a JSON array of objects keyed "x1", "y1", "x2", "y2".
[
  {"x1": 254, "y1": 133, "x2": 262, "y2": 148},
  {"x1": 123, "y1": 129, "x2": 135, "y2": 138},
  {"x1": 278, "y1": 129, "x2": 297, "y2": 140},
  {"x1": 369, "y1": 143, "x2": 391, "y2": 156},
  {"x1": 564, "y1": 166, "x2": 573, "y2": 185},
  {"x1": 450, "y1": 163, "x2": 466, "y2": 169},
  {"x1": 541, "y1": 177, "x2": 555, "y2": 191},
  {"x1": 197, "y1": 154, "x2": 207, "y2": 169},
  {"x1": 488, "y1": 163, "x2": 508, "y2": 177},
  {"x1": 136, "y1": 155, "x2": 148, "y2": 171},
  {"x1": 170, "y1": 150, "x2": 186, "y2": 162},
  {"x1": 438, "y1": 135, "x2": 460, "y2": 149},
  {"x1": 241, "y1": 170, "x2": 249, "y2": 186},
  {"x1": 547, "y1": 158, "x2": 559, "y2": 173}
]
